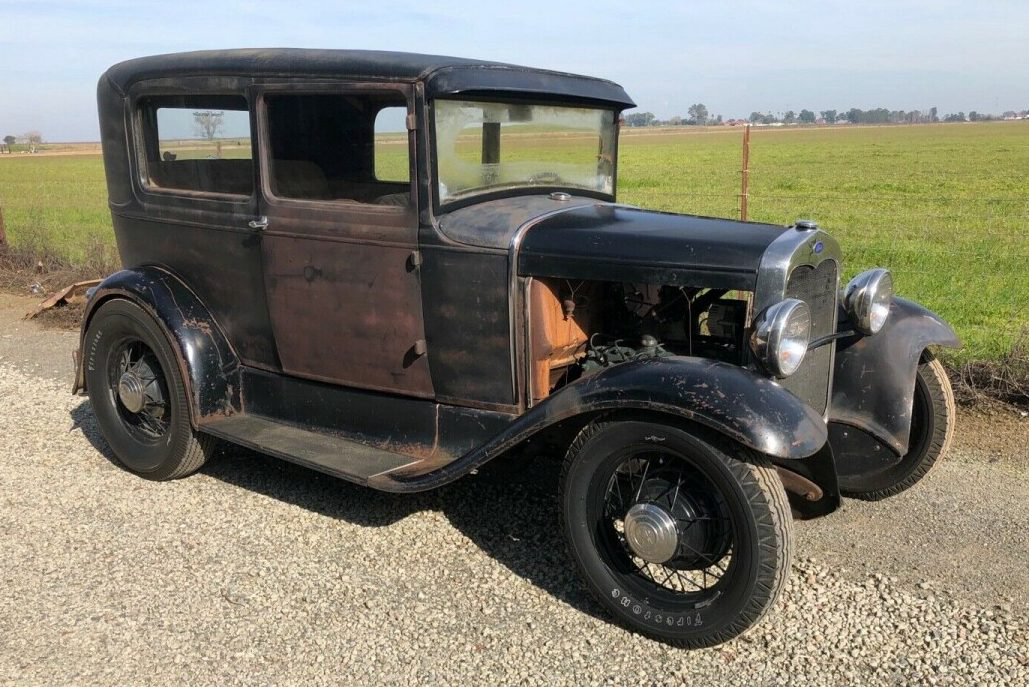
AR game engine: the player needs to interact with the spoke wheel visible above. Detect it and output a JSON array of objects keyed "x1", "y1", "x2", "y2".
[
  {"x1": 598, "y1": 449, "x2": 735, "y2": 608},
  {"x1": 561, "y1": 418, "x2": 792, "y2": 648},
  {"x1": 84, "y1": 299, "x2": 215, "y2": 480},
  {"x1": 109, "y1": 338, "x2": 171, "y2": 442}
]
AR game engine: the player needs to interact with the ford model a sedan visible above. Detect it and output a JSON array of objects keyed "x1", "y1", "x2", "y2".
[{"x1": 77, "y1": 49, "x2": 958, "y2": 647}]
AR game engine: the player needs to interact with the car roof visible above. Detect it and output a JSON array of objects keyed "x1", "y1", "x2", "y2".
[{"x1": 101, "y1": 48, "x2": 636, "y2": 108}]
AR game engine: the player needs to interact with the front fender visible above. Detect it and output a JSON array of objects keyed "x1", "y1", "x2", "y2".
[
  {"x1": 74, "y1": 267, "x2": 241, "y2": 427},
  {"x1": 373, "y1": 356, "x2": 828, "y2": 493},
  {"x1": 831, "y1": 297, "x2": 960, "y2": 455},
  {"x1": 536, "y1": 356, "x2": 828, "y2": 459}
]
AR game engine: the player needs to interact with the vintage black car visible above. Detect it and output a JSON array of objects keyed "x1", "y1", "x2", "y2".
[{"x1": 76, "y1": 49, "x2": 959, "y2": 648}]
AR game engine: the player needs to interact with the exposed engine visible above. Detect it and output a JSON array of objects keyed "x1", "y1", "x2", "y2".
[{"x1": 529, "y1": 279, "x2": 751, "y2": 402}]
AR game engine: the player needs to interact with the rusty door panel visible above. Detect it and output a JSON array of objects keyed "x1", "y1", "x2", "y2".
[{"x1": 262, "y1": 233, "x2": 433, "y2": 396}]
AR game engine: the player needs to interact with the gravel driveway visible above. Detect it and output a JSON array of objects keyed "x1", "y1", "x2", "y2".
[{"x1": 1, "y1": 295, "x2": 1026, "y2": 685}]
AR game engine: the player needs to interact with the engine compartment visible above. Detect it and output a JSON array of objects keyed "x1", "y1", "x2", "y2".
[{"x1": 529, "y1": 278, "x2": 752, "y2": 403}]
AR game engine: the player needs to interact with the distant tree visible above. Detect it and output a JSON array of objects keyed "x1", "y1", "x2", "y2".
[
  {"x1": 668, "y1": 115, "x2": 683, "y2": 126},
  {"x1": 1002, "y1": 111, "x2": 1017, "y2": 119},
  {"x1": 762, "y1": 113, "x2": 777, "y2": 124},
  {"x1": 820, "y1": 109, "x2": 837, "y2": 124},
  {"x1": 2, "y1": 135, "x2": 14, "y2": 146},
  {"x1": 798, "y1": 109, "x2": 816, "y2": 124},
  {"x1": 687, "y1": 103, "x2": 709, "y2": 125},
  {"x1": 192, "y1": 110, "x2": 225, "y2": 140},
  {"x1": 782, "y1": 110, "x2": 796, "y2": 124},
  {"x1": 943, "y1": 112, "x2": 966, "y2": 122},
  {"x1": 623, "y1": 111, "x2": 656, "y2": 127},
  {"x1": 24, "y1": 131, "x2": 42, "y2": 144},
  {"x1": 715, "y1": 114, "x2": 723, "y2": 125},
  {"x1": 968, "y1": 111, "x2": 981, "y2": 122},
  {"x1": 929, "y1": 107, "x2": 939, "y2": 123},
  {"x1": 835, "y1": 112, "x2": 848, "y2": 123},
  {"x1": 749, "y1": 111, "x2": 764, "y2": 123},
  {"x1": 846, "y1": 108, "x2": 862, "y2": 124}
]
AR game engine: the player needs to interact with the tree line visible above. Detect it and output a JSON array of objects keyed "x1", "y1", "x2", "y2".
[{"x1": 623, "y1": 105, "x2": 1029, "y2": 127}]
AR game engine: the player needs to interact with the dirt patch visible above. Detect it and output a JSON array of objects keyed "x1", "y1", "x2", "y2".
[{"x1": 0, "y1": 243, "x2": 112, "y2": 332}]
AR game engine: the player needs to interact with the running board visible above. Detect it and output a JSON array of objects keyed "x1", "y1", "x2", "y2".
[{"x1": 202, "y1": 414, "x2": 424, "y2": 486}]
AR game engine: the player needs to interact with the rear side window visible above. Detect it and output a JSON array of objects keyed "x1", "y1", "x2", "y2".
[
  {"x1": 139, "y1": 95, "x2": 253, "y2": 196},
  {"x1": 374, "y1": 106, "x2": 409, "y2": 183},
  {"x1": 264, "y1": 92, "x2": 410, "y2": 206}
]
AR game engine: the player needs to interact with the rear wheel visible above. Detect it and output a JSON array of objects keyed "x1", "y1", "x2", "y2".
[
  {"x1": 840, "y1": 352, "x2": 955, "y2": 500},
  {"x1": 84, "y1": 299, "x2": 214, "y2": 480},
  {"x1": 560, "y1": 418, "x2": 792, "y2": 648}
]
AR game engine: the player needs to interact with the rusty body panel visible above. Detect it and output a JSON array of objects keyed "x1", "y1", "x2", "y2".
[
  {"x1": 113, "y1": 212, "x2": 279, "y2": 369},
  {"x1": 261, "y1": 232, "x2": 433, "y2": 395},
  {"x1": 528, "y1": 279, "x2": 596, "y2": 403}
]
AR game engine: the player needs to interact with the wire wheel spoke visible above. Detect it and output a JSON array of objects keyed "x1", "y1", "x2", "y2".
[
  {"x1": 601, "y1": 448, "x2": 734, "y2": 599},
  {"x1": 112, "y1": 338, "x2": 170, "y2": 440}
]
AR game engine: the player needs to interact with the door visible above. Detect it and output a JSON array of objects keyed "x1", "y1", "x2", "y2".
[
  {"x1": 255, "y1": 84, "x2": 433, "y2": 397},
  {"x1": 127, "y1": 82, "x2": 279, "y2": 370}
]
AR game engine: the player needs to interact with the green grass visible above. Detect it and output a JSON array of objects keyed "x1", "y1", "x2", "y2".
[
  {"x1": 1, "y1": 121, "x2": 1026, "y2": 364},
  {"x1": 617, "y1": 122, "x2": 1029, "y2": 362},
  {"x1": 0, "y1": 154, "x2": 111, "y2": 264}
]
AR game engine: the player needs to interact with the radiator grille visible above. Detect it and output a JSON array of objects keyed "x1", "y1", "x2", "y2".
[{"x1": 780, "y1": 261, "x2": 837, "y2": 413}]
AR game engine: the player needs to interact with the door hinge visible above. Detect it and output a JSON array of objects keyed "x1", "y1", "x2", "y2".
[
  {"x1": 413, "y1": 339, "x2": 427, "y2": 356},
  {"x1": 406, "y1": 113, "x2": 418, "y2": 131},
  {"x1": 408, "y1": 250, "x2": 422, "y2": 269}
]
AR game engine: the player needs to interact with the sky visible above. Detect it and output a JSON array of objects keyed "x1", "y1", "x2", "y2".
[{"x1": 1, "y1": 0, "x2": 1027, "y2": 142}]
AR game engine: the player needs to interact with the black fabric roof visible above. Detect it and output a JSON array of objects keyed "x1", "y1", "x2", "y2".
[{"x1": 101, "y1": 48, "x2": 635, "y2": 108}]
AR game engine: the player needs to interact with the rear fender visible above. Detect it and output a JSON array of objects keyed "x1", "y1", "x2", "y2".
[
  {"x1": 830, "y1": 297, "x2": 959, "y2": 455},
  {"x1": 74, "y1": 267, "x2": 241, "y2": 427}
]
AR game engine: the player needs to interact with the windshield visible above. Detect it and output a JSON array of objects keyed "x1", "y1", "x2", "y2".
[{"x1": 433, "y1": 99, "x2": 617, "y2": 205}]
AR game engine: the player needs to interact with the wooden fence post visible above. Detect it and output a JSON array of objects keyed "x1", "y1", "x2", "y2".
[
  {"x1": 0, "y1": 204, "x2": 8, "y2": 249},
  {"x1": 740, "y1": 125, "x2": 751, "y2": 221}
]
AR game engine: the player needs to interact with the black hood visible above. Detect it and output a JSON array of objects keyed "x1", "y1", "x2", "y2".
[{"x1": 518, "y1": 203, "x2": 787, "y2": 290}]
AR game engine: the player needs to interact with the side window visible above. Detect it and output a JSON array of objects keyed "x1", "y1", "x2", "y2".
[
  {"x1": 264, "y1": 93, "x2": 410, "y2": 206},
  {"x1": 139, "y1": 95, "x2": 253, "y2": 196},
  {"x1": 374, "y1": 107, "x2": 410, "y2": 183}
]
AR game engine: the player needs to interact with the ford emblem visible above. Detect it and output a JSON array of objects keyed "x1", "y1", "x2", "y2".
[{"x1": 813, "y1": 241, "x2": 824, "y2": 254}]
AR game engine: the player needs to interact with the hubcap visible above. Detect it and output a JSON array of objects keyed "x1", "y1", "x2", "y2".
[
  {"x1": 117, "y1": 372, "x2": 147, "y2": 414},
  {"x1": 624, "y1": 502, "x2": 679, "y2": 563}
]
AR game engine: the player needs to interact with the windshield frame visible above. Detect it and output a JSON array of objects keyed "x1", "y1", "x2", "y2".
[{"x1": 428, "y1": 96, "x2": 620, "y2": 213}]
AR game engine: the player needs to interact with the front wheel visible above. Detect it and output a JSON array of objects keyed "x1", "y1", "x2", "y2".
[
  {"x1": 560, "y1": 418, "x2": 793, "y2": 648},
  {"x1": 839, "y1": 352, "x2": 955, "y2": 500}
]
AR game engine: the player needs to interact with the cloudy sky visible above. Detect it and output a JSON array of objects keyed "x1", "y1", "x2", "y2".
[{"x1": 1, "y1": 0, "x2": 1026, "y2": 141}]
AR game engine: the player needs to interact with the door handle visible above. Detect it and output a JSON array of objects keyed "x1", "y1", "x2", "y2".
[{"x1": 248, "y1": 216, "x2": 268, "y2": 232}]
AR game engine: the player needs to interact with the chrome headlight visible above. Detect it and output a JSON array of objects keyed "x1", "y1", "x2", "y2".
[
  {"x1": 843, "y1": 268, "x2": 893, "y2": 334},
  {"x1": 750, "y1": 298, "x2": 811, "y2": 378}
]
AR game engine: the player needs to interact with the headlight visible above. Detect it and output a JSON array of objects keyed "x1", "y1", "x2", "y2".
[
  {"x1": 843, "y1": 268, "x2": 893, "y2": 334},
  {"x1": 750, "y1": 298, "x2": 811, "y2": 378}
]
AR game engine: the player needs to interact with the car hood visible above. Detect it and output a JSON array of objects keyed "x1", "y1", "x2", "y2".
[{"x1": 438, "y1": 196, "x2": 789, "y2": 291}]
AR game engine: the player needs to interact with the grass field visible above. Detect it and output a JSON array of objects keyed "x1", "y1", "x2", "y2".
[{"x1": 0, "y1": 121, "x2": 1026, "y2": 366}]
